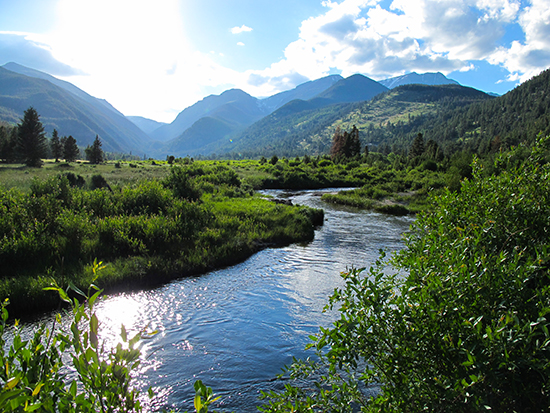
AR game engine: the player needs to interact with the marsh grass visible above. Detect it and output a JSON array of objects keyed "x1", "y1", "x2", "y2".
[
  {"x1": 0, "y1": 160, "x2": 172, "y2": 192},
  {"x1": 0, "y1": 163, "x2": 323, "y2": 316}
]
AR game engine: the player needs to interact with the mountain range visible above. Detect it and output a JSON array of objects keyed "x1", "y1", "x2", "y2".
[
  {"x1": 0, "y1": 63, "x2": 148, "y2": 154},
  {"x1": 0, "y1": 62, "x2": 484, "y2": 158}
]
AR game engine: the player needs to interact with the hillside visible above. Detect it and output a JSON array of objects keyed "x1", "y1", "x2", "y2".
[
  {"x1": 357, "y1": 68, "x2": 550, "y2": 155},
  {"x1": 379, "y1": 72, "x2": 458, "y2": 89},
  {"x1": 215, "y1": 83, "x2": 492, "y2": 158},
  {"x1": 150, "y1": 89, "x2": 268, "y2": 143},
  {"x1": 0, "y1": 66, "x2": 148, "y2": 153},
  {"x1": 127, "y1": 116, "x2": 166, "y2": 134},
  {"x1": 3, "y1": 62, "x2": 124, "y2": 117}
]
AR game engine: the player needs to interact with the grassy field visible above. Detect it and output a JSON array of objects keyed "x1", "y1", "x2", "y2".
[
  {"x1": 0, "y1": 160, "x2": 324, "y2": 317},
  {"x1": 0, "y1": 159, "x2": 172, "y2": 192}
]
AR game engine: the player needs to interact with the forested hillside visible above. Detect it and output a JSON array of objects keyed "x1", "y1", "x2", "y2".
[
  {"x1": 219, "y1": 69, "x2": 550, "y2": 160},
  {"x1": 357, "y1": 68, "x2": 550, "y2": 155},
  {"x1": 0, "y1": 67, "x2": 148, "y2": 153},
  {"x1": 221, "y1": 84, "x2": 493, "y2": 158}
]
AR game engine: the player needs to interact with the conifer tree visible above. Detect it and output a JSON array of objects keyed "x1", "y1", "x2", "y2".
[
  {"x1": 409, "y1": 132, "x2": 425, "y2": 159},
  {"x1": 63, "y1": 135, "x2": 80, "y2": 163},
  {"x1": 50, "y1": 129, "x2": 63, "y2": 162},
  {"x1": 85, "y1": 135, "x2": 104, "y2": 164},
  {"x1": 348, "y1": 125, "x2": 361, "y2": 158},
  {"x1": 330, "y1": 126, "x2": 345, "y2": 159},
  {"x1": 0, "y1": 124, "x2": 17, "y2": 163},
  {"x1": 331, "y1": 125, "x2": 361, "y2": 160},
  {"x1": 16, "y1": 107, "x2": 48, "y2": 167}
]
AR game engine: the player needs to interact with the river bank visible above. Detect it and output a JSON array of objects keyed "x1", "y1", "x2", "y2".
[
  {"x1": 16, "y1": 188, "x2": 411, "y2": 412},
  {"x1": 0, "y1": 165, "x2": 324, "y2": 318}
]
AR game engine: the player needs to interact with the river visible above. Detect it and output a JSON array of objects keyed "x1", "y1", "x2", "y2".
[{"x1": 26, "y1": 189, "x2": 414, "y2": 412}]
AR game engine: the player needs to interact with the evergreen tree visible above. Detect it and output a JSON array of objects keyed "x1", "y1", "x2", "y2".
[
  {"x1": 331, "y1": 125, "x2": 361, "y2": 160},
  {"x1": 330, "y1": 126, "x2": 345, "y2": 159},
  {"x1": 85, "y1": 135, "x2": 104, "y2": 164},
  {"x1": 409, "y1": 132, "x2": 425, "y2": 159},
  {"x1": 0, "y1": 124, "x2": 17, "y2": 163},
  {"x1": 50, "y1": 129, "x2": 63, "y2": 162},
  {"x1": 63, "y1": 135, "x2": 80, "y2": 163},
  {"x1": 16, "y1": 107, "x2": 48, "y2": 167},
  {"x1": 347, "y1": 125, "x2": 361, "y2": 158}
]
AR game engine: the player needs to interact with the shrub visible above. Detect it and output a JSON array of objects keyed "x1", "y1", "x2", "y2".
[
  {"x1": 90, "y1": 174, "x2": 110, "y2": 191},
  {"x1": 261, "y1": 137, "x2": 550, "y2": 412},
  {"x1": 0, "y1": 265, "x2": 148, "y2": 412}
]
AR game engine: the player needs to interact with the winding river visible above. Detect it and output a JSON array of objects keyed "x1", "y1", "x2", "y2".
[{"x1": 27, "y1": 189, "x2": 414, "y2": 412}]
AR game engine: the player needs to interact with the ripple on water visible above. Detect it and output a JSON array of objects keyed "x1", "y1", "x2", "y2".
[{"x1": 21, "y1": 189, "x2": 413, "y2": 412}]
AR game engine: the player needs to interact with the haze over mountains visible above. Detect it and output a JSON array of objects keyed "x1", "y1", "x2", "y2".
[
  {"x1": 0, "y1": 62, "x2": 479, "y2": 158},
  {"x1": 0, "y1": 63, "x2": 148, "y2": 154}
]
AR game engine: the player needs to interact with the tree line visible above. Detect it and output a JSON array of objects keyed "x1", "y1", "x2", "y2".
[{"x1": 0, "y1": 107, "x2": 104, "y2": 166}]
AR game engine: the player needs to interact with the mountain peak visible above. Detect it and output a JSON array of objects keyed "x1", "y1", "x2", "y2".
[
  {"x1": 379, "y1": 72, "x2": 459, "y2": 89},
  {"x1": 314, "y1": 73, "x2": 388, "y2": 104}
]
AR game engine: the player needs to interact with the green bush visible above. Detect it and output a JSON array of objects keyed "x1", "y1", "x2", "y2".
[
  {"x1": 0, "y1": 265, "x2": 222, "y2": 412},
  {"x1": 261, "y1": 137, "x2": 550, "y2": 412}
]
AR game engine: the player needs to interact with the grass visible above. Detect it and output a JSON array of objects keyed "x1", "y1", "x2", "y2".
[
  {"x1": 0, "y1": 159, "x2": 172, "y2": 192},
  {"x1": 0, "y1": 165, "x2": 324, "y2": 317}
]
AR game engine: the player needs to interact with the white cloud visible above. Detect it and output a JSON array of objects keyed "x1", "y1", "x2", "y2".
[
  {"x1": 488, "y1": 0, "x2": 550, "y2": 81},
  {"x1": 231, "y1": 25, "x2": 253, "y2": 34},
  {"x1": 0, "y1": 32, "x2": 84, "y2": 76},
  {"x1": 237, "y1": 42, "x2": 245, "y2": 46},
  {"x1": 239, "y1": 0, "x2": 548, "y2": 96}
]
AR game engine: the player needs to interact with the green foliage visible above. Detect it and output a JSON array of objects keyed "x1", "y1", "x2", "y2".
[
  {"x1": 90, "y1": 174, "x2": 110, "y2": 190},
  {"x1": 85, "y1": 135, "x2": 104, "y2": 164},
  {"x1": 16, "y1": 107, "x2": 48, "y2": 167},
  {"x1": 0, "y1": 262, "x2": 149, "y2": 412},
  {"x1": 63, "y1": 135, "x2": 80, "y2": 163},
  {"x1": 0, "y1": 161, "x2": 323, "y2": 315},
  {"x1": 261, "y1": 137, "x2": 550, "y2": 412}
]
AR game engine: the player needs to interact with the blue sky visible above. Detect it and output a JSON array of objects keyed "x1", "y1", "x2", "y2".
[{"x1": 1, "y1": 0, "x2": 549, "y2": 122}]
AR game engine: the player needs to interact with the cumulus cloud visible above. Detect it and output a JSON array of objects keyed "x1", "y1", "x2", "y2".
[
  {"x1": 488, "y1": 0, "x2": 550, "y2": 81},
  {"x1": 231, "y1": 25, "x2": 253, "y2": 34},
  {"x1": 237, "y1": 42, "x2": 245, "y2": 46},
  {"x1": 0, "y1": 32, "x2": 84, "y2": 76},
  {"x1": 241, "y1": 0, "x2": 548, "y2": 95}
]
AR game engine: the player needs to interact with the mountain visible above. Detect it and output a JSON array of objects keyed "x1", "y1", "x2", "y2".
[
  {"x1": 155, "y1": 74, "x2": 390, "y2": 157},
  {"x1": 312, "y1": 74, "x2": 389, "y2": 105},
  {"x1": 161, "y1": 117, "x2": 235, "y2": 156},
  {"x1": 3, "y1": 62, "x2": 124, "y2": 117},
  {"x1": 127, "y1": 116, "x2": 166, "y2": 134},
  {"x1": 260, "y1": 75, "x2": 343, "y2": 112},
  {"x1": 379, "y1": 72, "x2": 459, "y2": 89},
  {"x1": 151, "y1": 89, "x2": 268, "y2": 142},
  {"x1": 0, "y1": 65, "x2": 148, "y2": 153},
  {"x1": 215, "y1": 83, "x2": 493, "y2": 158},
  {"x1": 150, "y1": 75, "x2": 342, "y2": 153}
]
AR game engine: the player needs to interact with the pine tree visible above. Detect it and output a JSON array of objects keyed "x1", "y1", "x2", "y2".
[
  {"x1": 331, "y1": 125, "x2": 361, "y2": 160},
  {"x1": 50, "y1": 129, "x2": 63, "y2": 162},
  {"x1": 330, "y1": 126, "x2": 345, "y2": 159},
  {"x1": 85, "y1": 135, "x2": 104, "y2": 164},
  {"x1": 409, "y1": 133, "x2": 425, "y2": 159},
  {"x1": 16, "y1": 107, "x2": 48, "y2": 167},
  {"x1": 63, "y1": 135, "x2": 80, "y2": 163},
  {"x1": 347, "y1": 125, "x2": 361, "y2": 158},
  {"x1": 0, "y1": 124, "x2": 17, "y2": 163}
]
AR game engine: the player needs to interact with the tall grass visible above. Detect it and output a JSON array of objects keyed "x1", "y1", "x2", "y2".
[{"x1": 0, "y1": 163, "x2": 323, "y2": 316}]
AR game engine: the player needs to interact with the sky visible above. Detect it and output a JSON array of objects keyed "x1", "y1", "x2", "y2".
[{"x1": 1, "y1": 0, "x2": 549, "y2": 123}]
